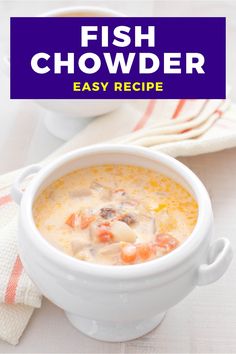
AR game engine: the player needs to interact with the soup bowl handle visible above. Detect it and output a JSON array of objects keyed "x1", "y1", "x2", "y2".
[
  {"x1": 197, "y1": 238, "x2": 233, "y2": 286},
  {"x1": 11, "y1": 164, "x2": 41, "y2": 205}
]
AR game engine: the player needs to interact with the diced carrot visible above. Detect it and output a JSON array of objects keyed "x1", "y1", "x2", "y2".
[
  {"x1": 156, "y1": 234, "x2": 179, "y2": 252},
  {"x1": 121, "y1": 244, "x2": 137, "y2": 263},
  {"x1": 137, "y1": 243, "x2": 152, "y2": 261},
  {"x1": 65, "y1": 213, "x2": 77, "y2": 228},
  {"x1": 80, "y1": 214, "x2": 96, "y2": 230},
  {"x1": 97, "y1": 229, "x2": 114, "y2": 243}
]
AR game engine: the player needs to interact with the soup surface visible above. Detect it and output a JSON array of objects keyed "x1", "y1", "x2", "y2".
[{"x1": 33, "y1": 164, "x2": 198, "y2": 265}]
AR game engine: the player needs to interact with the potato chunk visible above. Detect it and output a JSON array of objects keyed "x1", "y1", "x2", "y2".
[
  {"x1": 111, "y1": 221, "x2": 137, "y2": 243},
  {"x1": 71, "y1": 238, "x2": 90, "y2": 254}
]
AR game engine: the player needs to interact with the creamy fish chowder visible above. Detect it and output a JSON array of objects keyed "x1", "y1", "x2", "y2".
[{"x1": 33, "y1": 164, "x2": 198, "y2": 265}]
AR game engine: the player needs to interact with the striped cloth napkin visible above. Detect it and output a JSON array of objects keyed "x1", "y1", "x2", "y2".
[{"x1": 1, "y1": 97, "x2": 236, "y2": 345}]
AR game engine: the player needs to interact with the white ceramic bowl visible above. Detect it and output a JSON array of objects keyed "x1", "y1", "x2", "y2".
[
  {"x1": 38, "y1": 6, "x2": 123, "y2": 138},
  {"x1": 11, "y1": 145, "x2": 233, "y2": 342},
  {"x1": 5, "y1": 6, "x2": 124, "y2": 140}
]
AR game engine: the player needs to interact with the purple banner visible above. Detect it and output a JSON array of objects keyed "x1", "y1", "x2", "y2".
[{"x1": 10, "y1": 17, "x2": 226, "y2": 99}]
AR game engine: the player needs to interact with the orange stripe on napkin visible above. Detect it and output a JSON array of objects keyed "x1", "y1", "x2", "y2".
[
  {"x1": 215, "y1": 108, "x2": 223, "y2": 116},
  {"x1": 1, "y1": 192, "x2": 23, "y2": 304},
  {"x1": 172, "y1": 99, "x2": 186, "y2": 119},
  {"x1": 133, "y1": 100, "x2": 156, "y2": 131},
  {"x1": 5, "y1": 256, "x2": 23, "y2": 304},
  {"x1": 0, "y1": 194, "x2": 12, "y2": 206}
]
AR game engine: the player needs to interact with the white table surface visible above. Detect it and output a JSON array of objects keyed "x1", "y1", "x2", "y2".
[{"x1": 0, "y1": 1, "x2": 236, "y2": 353}]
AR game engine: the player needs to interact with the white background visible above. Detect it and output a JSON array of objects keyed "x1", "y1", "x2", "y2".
[{"x1": 0, "y1": 1, "x2": 236, "y2": 353}]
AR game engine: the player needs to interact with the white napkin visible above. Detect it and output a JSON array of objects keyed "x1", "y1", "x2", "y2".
[{"x1": 48, "y1": 98, "x2": 235, "y2": 160}]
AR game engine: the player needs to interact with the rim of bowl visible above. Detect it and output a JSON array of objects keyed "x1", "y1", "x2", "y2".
[
  {"x1": 40, "y1": 6, "x2": 125, "y2": 18},
  {"x1": 21, "y1": 145, "x2": 212, "y2": 279}
]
